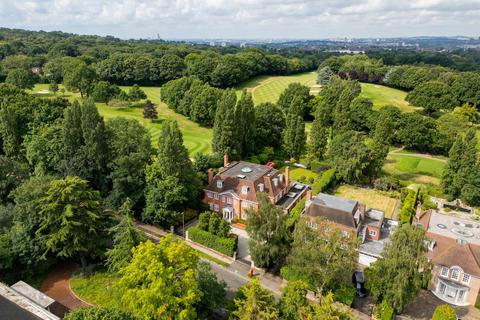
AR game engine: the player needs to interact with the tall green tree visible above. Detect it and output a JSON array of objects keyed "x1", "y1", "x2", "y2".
[
  {"x1": 279, "y1": 280, "x2": 309, "y2": 320},
  {"x1": 105, "y1": 199, "x2": 146, "y2": 272},
  {"x1": 0, "y1": 156, "x2": 28, "y2": 204},
  {"x1": 328, "y1": 131, "x2": 371, "y2": 184},
  {"x1": 116, "y1": 238, "x2": 201, "y2": 320},
  {"x1": 313, "y1": 77, "x2": 346, "y2": 127},
  {"x1": 277, "y1": 83, "x2": 311, "y2": 118},
  {"x1": 235, "y1": 90, "x2": 256, "y2": 157},
  {"x1": 308, "y1": 108, "x2": 328, "y2": 160},
  {"x1": 373, "y1": 105, "x2": 402, "y2": 145},
  {"x1": 283, "y1": 217, "x2": 358, "y2": 293},
  {"x1": 442, "y1": 128, "x2": 479, "y2": 205},
  {"x1": 247, "y1": 193, "x2": 291, "y2": 268},
  {"x1": 317, "y1": 66, "x2": 334, "y2": 85},
  {"x1": 212, "y1": 89, "x2": 239, "y2": 158},
  {"x1": 59, "y1": 99, "x2": 110, "y2": 192},
  {"x1": 144, "y1": 120, "x2": 199, "y2": 226},
  {"x1": 230, "y1": 278, "x2": 279, "y2": 320},
  {"x1": 254, "y1": 102, "x2": 286, "y2": 152},
  {"x1": 5, "y1": 68, "x2": 37, "y2": 89},
  {"x1": 63, "y1": 63, "x2": 97, "y2": 97},
  {"x1": 36, "y1": 177, "x2": 109, "y2": 269},
  {"x1": 284, "y1": 96, "x2": 306, "y2": 160},
  {"x1": 196, "y1": 261, "x2": 227, "y2": 319},
  {"x1": 406, "y1": 81, "x2": 457, "y2": 114},
  {"x1": 365, "y1": 224, "x2": 431, "y2": 313},
  {"x1": 106, "y1": 118, "x2": 154, "y2": 208},
  {"x1": 190, "y1": 84, "x2": 222, "y2": 127},
  {"x1": 332, "y1": 80, "x2": 360, "y2": 132},
  {"x1": 142, "y1": 100, "x2": 158, "y2": 121}
]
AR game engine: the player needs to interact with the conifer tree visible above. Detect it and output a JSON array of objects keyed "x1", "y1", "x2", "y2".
[
  {"x1": 308, "y1": 108, "x2": 328, "y2": 160},
  {"x1": 144, "y1": 121, "x2": 199, "y2": 226},
  {"x1": 60, "y1": 99, "x2": 110, "y2": 192},
  {"x1": 332, "y1": 81, "x2": 360, "y2": 132},
  {"x1": 283, "y1": 96, "x2": 306, "y2": 160},
  {"x1": 317, "y1": 66, "x2": 334, "y2": 85},
  {"x1": 212, "y1": 89, "x2": 239, "y2": 158},
  {"x1": 143, "y1": 100, "x2": 158, "y2": 121},
  {"x1": 235, "y1": 90, "x2": 256, "y2": 158},
  {"x1": 442, "y1": 135, "x2": 465, "y2": 198}
]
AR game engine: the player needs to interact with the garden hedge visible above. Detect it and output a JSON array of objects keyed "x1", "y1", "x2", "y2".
[
  {"x1": 400, "y1": 188, "x2": 419, "y2": 224},
  {"x1": 188, "y1": 226, "x2": 237, "y2": 257}
]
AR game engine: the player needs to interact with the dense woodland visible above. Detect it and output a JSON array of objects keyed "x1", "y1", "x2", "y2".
[{"x1": 0, "y1": 28, "x2": 479, "y2": 319}]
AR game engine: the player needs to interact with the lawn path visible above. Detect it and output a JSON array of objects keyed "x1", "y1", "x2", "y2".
[{"x1": 388, "y1": 147, "x2": 447, "y2": 162}]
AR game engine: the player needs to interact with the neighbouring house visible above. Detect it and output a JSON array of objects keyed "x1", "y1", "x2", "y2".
[
  {"x1": 304, "y1": 192, "x2": 397, "y2": 267},
  {"x1": 0, "y1": 281, "x2": 62, "y2": 320},
  {"x1": 415, "y1": 209, "x2": 480, "y2": 306},
  {"x1": 203, "y1": 155, "x2": 307, "y2": 221}
]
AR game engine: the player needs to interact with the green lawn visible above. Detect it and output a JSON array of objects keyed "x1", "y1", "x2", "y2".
[
  {"x1": 31, "y1": 84, "x2": 212, "y2": 155},
  {"x1": 359, "y1": 83, "x2": 419, "y2": 113},
  {"x1": 236, "y1": 72, "x2": 317, "y2": 105},
  {"x1": 280, "y1": 166, "x2": 318, "y2": 183},
  {"x1": 383, "y1": 154, "x2": 446, "y2": 185},
  {"x1": 335, "y1": 185, "x2": 398, "y2": 218},
  {"x1": 70, "y1": 270, "x2": 121, "y2": 309}
]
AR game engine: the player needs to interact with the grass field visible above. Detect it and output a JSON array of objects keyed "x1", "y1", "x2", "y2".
[
  {"x1": 359, "y1": 83, "x2": 419, "y2": 113},
  {"x1": 335, "y1": 185, "x2": 398, "y2": 218},
  {"x1": 383, "y1": 154, "x2": 446, "y2": 185},
  {"x1": 236, "y1": 72, "x2": 317, "y2": 105},
  {"x1": 31, "y1": 84, "x2": 212, "y2": 155},
  {"x1": 70, "y1": 270, "x2": 121, "y2": 309},
  {"x1": 280, "y1": 166, "x2": 318, "y2": 183}
]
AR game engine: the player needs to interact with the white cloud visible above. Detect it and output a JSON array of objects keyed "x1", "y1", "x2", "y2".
[{"x1": 0, "y1": 0, "x2": 478, "y2": 38}]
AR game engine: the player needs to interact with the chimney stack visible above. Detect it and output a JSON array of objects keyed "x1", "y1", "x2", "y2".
[
  {"x1": 306, "y1": 189, "x2": 312, "y2": 201},
  {"x1": 224, "y1": 154, "x2": 229, "y2": 167},
  {"x1": 285, "y1": 166, "x2": 290, "y2": 189},
  {"x1": 207, "y1": 169, "x2": 214, "y2": 184}
]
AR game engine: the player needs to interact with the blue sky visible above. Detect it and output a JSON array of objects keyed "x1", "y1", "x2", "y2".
[{"x1": 1, "y1": 0, "x2": 479, "y2": 39}]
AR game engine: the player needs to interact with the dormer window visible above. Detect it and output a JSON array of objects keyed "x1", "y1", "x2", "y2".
[
  {"x1": 258, "y1": 183, "x2": 264, "y2": 192},
  {"x1": 242, "y1": 186, "x2": 249, "y2": 195},
  {"x1": 217, "y1": 180, "x2": 223, "y2": 189},
  {"x1": 273, "y1": 178, "x2": 278, "y2": 187},
  {"x1": 451, "y1": 268, "x2": 460, "y2": 281}
]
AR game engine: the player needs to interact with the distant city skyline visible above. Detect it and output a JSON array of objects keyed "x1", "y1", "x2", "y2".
[{"x1": 1, "y1": 0, "x2": 479, "y2": 39}]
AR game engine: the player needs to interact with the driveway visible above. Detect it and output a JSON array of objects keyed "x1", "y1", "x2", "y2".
[
  {"x1": 40, "y1": 262, "x2": 89, "y2": 311},
  {"x1": 231, "y1": 226, "x2": 251, "y2": 262}
]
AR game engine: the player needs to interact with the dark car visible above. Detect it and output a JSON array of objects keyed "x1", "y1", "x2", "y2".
[{"x1": 352, "y1": 271, "x2": 368, "y2": 297}]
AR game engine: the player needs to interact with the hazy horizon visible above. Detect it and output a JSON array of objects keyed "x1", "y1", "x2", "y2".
[{"x1": 1, "y1": 0, "x2": 479, "y2": 40}]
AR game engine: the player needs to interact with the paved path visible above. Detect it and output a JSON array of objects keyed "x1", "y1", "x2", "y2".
[
  {"x1": 231, "y1": 226, "x2": 251, "y2": 261},
  {"x1": 40, "y1": 262, "x2": 89, "y2": 310}
]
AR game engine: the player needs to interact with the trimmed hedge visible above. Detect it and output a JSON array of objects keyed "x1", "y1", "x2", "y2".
[
  {"x1": 188, "y1": 226, "x2": 237, "y2": 257},
  {"x1": 312, "y1": 168, "x2": 337, "y2": 194},
  {"x1": 400, "y1": 188, "x2": 419, "y2": 224}
]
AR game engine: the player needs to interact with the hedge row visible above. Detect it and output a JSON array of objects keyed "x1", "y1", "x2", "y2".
[
  {"x1": 188, "y1": 227, "x2": 237, "y2": 257},
  {"x1": 400, "y1": 188, "x2": 419, "y2": 224},
  {"x1": 312, "y1": 168, "x2": 337, "y2": 194}
]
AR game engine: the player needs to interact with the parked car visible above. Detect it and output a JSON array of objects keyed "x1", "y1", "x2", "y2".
[{"x1": 352, "y1": 271, "x2": 368, "y2": 297}]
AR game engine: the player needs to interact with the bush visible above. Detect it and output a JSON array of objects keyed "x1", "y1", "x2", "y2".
[
  {"x1": 373, "y1": 300, "x2": 394, "y2": 320},
  {"x1": 312, "y1": 168, "x2": 336, "y2": 194},
  {"x1": 310, "y1": 160, "x2": 322, "y2": 173},
  {"x1": 432, "y1": 304, "x2": 456, "y2": 320},
  {"x1": 188, "y1": 227, "x2": 237, "y2": 257},
  {"x1": 287, "y1": 198, "x2": 306, "y2": 227},
  {"x1": 65, "y1": 306, "x2": 136, "y2": 320},
  {"x1": 198, "y1": 211, "x2": 211, "y2": 230},
  {"x1": 374, "y1": 176, "x2": 401, "y2": 191},
  {"x1": 208, "y1": 214, "x2": 220, "y2": 234},
  {"x1": 400, "y1": 188, "x2": 419, "y2": 224},
  {"x1": 333, "y1": 285, "x2": 356, "y2": 306}
]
